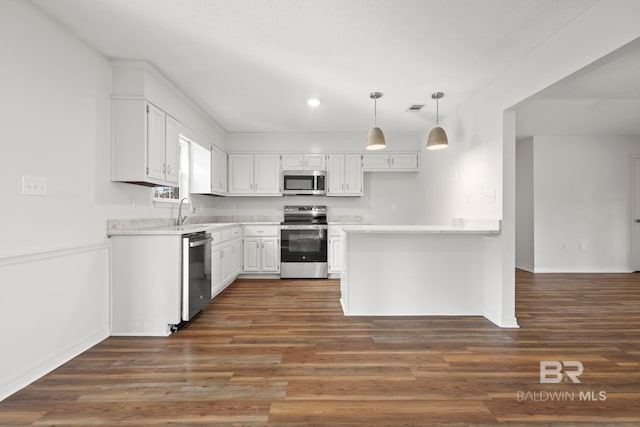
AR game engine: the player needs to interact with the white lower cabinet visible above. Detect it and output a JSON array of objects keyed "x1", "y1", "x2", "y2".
[
  {"x1": 243, "y1": 225, "x2": 280, "y2": 274},
  {"x1": 328, "y1": 225, "x2": 343, "y2": 275},
  {"x1": 110, "y1": 235, "x2": 182, "y2": 336},
  {"x1": 211, "y1": 226, "x2": 242, "y2": 298},
  {"x1": 232, "y1": 240, "x2": 242, "y2": 277}
]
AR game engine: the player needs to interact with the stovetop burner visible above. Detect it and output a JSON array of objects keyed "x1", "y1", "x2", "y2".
[{"x1": 282, "y1": 205, "x2": 327, "y2": 225}]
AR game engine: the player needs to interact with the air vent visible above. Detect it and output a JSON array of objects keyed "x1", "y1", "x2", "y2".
[{"x1": 406, "y1": 104, "x2": 425, "y2": 112}]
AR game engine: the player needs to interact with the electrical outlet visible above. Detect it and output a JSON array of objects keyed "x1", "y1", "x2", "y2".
[
  {"x1": 21, "y1": 175, "x2": 47, "y2": 196},
  {"x1": 561, "y1": 242, "x2": 568, "y2": 250},
  {"x1": 391, "y1": 204, "x2": 397, "y2": 211},
  {"x1": 579, "y1": 242, "x2": 586, "y2": 251}
]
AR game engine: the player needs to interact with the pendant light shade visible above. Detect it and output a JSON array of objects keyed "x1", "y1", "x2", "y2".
[
  {"x1": 367, "y1": 126, "x2": 386, "y2": 150},
  {"x1": 366, "y1": 91, "x2": 386, "y2": 150},
  {"x1": 426, "y1": 92, "x2": 448, "y2": 150}
]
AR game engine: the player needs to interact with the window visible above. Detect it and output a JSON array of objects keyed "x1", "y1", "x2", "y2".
[{"x1": 152, "y1": 138, "x2": 190, "y2": 204}]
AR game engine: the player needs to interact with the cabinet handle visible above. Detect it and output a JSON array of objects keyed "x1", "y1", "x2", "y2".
[
  {"x1": 167, "y1": 164, "x2": 171, "y2": 173},
  {"x1": 391, "y1": 158, "x2": 394, "y2": 166}
]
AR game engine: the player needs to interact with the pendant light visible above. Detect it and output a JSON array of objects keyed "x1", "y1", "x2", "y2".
[
  {"x1": 427, "y1": 92, "x2": 448, "y2": 150},
  {"x1": 366, "y1": 91, "x2": 386, "y2": 150}
]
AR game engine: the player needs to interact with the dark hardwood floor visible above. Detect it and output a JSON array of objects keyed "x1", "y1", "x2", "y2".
[{"x1": 1, "y1": 270, "x2": 639, "y2": 426}]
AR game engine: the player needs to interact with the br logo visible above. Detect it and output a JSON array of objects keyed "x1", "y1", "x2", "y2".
[{"x1": 540, "y1": 361, "x2": 583, "y2": 384}]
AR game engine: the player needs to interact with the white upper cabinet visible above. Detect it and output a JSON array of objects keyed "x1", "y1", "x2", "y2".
[
  {"x1": 189, "y1": 142, "x2": 212, "y2": 194},
  {"x1": 211, "y1": 145, "x2": 227, "y2": 195},
  {"x1": 281, "y1": 153, "x2": 326, "y2": 171},
  {"x1": 112, "y1": 99, "x2": 180, "y2": 186},
  {"x1": 228, "y1": 153, "x2": 281, "y2": 196},
  {"x1": 164, "y1": 115, "x2": 181, "y2": 183},
  {"x1": 146, "y1": 104, "x2": 166, "y2": 182},
  {"x1": 305, "y1": 154, "x2": 326, "y2": 170},
  {"x1": 281, "y1": 154, "x2": 304, "y2": 170},
  {"x1": 228, "y1": 153, "x2": 254, "y2": 194},
  {"x1": 326, "y1": 154, "x2": 363, "y2": 196},
  {"x1": 362, "y1": 153, "x2": 419, "y2": 171},
  {"x1": 189, "y1": 141, "x2": 227, "y2": 196}
]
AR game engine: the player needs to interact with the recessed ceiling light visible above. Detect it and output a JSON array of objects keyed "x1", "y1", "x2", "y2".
[{"x1": 307, "y1": 98, "x2": 321, "y2": 107}]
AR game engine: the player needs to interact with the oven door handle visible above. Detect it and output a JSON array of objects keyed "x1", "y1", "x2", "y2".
[{"x1": 281, "y1": 225, "x2": 328, "y2": 230}]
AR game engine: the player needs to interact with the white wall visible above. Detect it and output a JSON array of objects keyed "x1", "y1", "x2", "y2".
[
  {"x1": 516, "y1": 138, "x2": 535, "y2": 271},
  {"x1": 435, "y1": 1, "x2": 640, "y2": 326},
  {"x1": 531, "y1": 135, "x2": 640, "y2": 272},
  {"x1": 0, "y1": 0, "x2": 219, "y2": 400}
]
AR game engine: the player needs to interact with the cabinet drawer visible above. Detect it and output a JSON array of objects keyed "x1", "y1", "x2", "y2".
[
  {"x1": 329, "y1": 226, "x2": 344, "y2": 237},
  {"x1": 221, "y1": 227, "x2": 241, "y2": 242},
  {"x1": 209, "y1": 231, "x2": 223, "y2": 246},
  {"x1": 221, "y1": 228, "x2": 234, "y2": 242},
  {"x1": 243, "y1": 225, "x2": 279, "y2": 237}
]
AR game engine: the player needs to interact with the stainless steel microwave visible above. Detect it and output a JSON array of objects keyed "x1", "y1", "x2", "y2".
[{"x1": 281, "y1": 170, "x2": 327, "y2": 196}]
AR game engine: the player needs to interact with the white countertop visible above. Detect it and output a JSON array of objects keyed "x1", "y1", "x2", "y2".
[
  {"x1": 108, "y1": 222, "x2": 281, "y2": 236},
  {"x1": 340, "y1": 223, "x2": 501, "y2": 235}
]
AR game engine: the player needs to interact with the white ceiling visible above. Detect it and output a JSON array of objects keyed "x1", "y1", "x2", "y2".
[
  {"x1": 31, "y1": 0, "x2": 605, "y2": 134},
  {"x1": 516, "y1": 37, "x2": 640, "y2": 137}
]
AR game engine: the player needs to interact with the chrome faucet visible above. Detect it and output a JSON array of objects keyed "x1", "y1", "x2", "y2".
[{"x1": 177, "y1": 197, "x2": 192, "y2": 226}]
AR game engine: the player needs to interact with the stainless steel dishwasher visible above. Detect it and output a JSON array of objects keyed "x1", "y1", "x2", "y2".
[{"x1": 182, "y1": 232, "x2": 212, "y2": 322}]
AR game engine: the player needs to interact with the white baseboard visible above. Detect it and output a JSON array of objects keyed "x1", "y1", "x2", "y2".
[
  {"x1": 0, "y1": 327, "x2": 109, "y2": 401},
  {"x1": 515, "y1": 262, "x2": 534, "y2": 272},
  {"x1": 533, "y1": 267, "x2": 633, "y2": 273}
]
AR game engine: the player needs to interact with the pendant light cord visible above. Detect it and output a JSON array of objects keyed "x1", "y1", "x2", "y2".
[
  {"x1": 374, "y1": 97, "x2": 378, "y2": 126},
  {"x1": 436, "y1": 97, "x2": 439, "y2": 126}
]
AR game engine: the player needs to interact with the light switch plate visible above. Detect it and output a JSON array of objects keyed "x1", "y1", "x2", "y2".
[
  {"x1": 483, "y1": 189, "x2": 496, "y2": 203},
  {"x1": 22, "y1": 175, "x2": 47, "y2": 196}
]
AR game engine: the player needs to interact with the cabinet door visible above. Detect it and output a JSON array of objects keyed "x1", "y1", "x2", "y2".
[
  {"x1": 220, "y1": 151, "x2": 228, "y2": 193},
  {"x1": 261, "y1": 237, "x2": 280, "y2": 272},
  {"x1": 146, "y1": 103, "x2": 166, "y2": 182},
  {"x1": 231, "y1": 240, "x2": 242, "y2": 278},
  {"x1": 164, "y1": 115, "x2": 180, "y2": 184},
  {"x1": 326, "y1": 154, "x2": 345, "y2": 195},
  {"x1": 328, "y1": 236, "x2": 342, "y2": 274},
  {"x1": 389, "y1": 153, "x2": 419, "y2": 170},
  {"x1": 211, "y1": 145, "x2": 227, "y2": 194},
  {"x1": 221, "y1": 245, "x2": 233, "y2": 285},
  {"x1": 228, "y1": 154, "x2": 254, "y2": 194},
  {"x1": 305, "y1": 154, "x2": 326, "y2": 170},
  {"x1": 189, "y1": 142, "x2": 212, "y2": 194},
  {"x1": 281, "y1": 154, "x2": 304, "y2": 170},
  {"x1": 254, "y1": 154, "x2": 281, "y2": 194},
  {"x1": 211, "y1": 246, "x2": 222, "y2": 298},
  {"x1": 243, "y1": 238, "x2": 260, "y2": 272},
  {"x1": 362, "y1": 153, "x2": 389, "y2": 170},
  {"x1": 344, "y1": 154, "x2": 363, "y2": 195}
]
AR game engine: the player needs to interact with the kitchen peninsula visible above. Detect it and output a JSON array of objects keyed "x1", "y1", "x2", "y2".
[{"x1": 339, "y1": 221, "x2": 502, "y2": 322}]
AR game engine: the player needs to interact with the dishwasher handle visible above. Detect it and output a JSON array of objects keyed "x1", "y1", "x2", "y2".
[{"x1": 188, "y1": 233, "x2": 212, "y2": 248}]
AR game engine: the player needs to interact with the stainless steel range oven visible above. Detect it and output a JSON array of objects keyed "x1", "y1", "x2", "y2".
[{"x1": 280, "y1": 206, "x2": 328, "y2": 279}]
